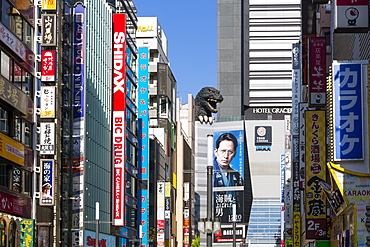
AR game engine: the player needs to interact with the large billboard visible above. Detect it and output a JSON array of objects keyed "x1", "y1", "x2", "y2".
[
  {"x1": 213, "y1": 130, "x2": 245, "y2": 224},
  {"x1": 112, "y1": 13, "x2": 127, "y2": 227}
]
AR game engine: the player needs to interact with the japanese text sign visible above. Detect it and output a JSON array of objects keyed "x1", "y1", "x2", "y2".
[
  {"x1": 309, "y1": 38, "x2": 326, "y2": 106},
  {"x1": 333, "y1": 62, "x2": 364, "y2": 160}
]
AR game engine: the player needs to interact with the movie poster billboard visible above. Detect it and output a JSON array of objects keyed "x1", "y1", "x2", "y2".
[{"x1": 213, "y1": 130, "x2": 244, "y2": 224}]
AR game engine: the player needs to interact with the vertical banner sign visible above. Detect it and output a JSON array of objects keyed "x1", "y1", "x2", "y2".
[
  {"x1": 299, "y1": 103, "x2": 308, "y2": 189},
  {"x1": 41, "y1": 50, "x2": 56, "y2": 82},
  {"x1": 305, "y1": 111, "x2": 327, "y2": 239},
  {"x1": 292, "y1": 43, "x2": 301, "y2": 163},
  {"x1": 112, "y1": 13, "x2": 127, "y2": 227},
  {"x1": 41, "y1": 14, "x2": 57, "y2": 46},
  {"x1": 213, "y1": 130, "x2": 244, "y2": 224},
  {"x1": 164, "y1": 182, "x2": 171, "y2": 241},
  {"x1": 138, "y1": 47, "x2": 149, "y2": 243},
  {"x1": 40, "y1": 122, "x2": 55, "y2": 155},
  {"x1": 292, "y1": 161, "x2": 301, "y2": 247},
  {"x1": 40, "y1": 86, "x2": 56, "y2": 118},
  {"x1": 309, "y1": 38, "x2": 326, "y2": 106},
  {"x1": 157, "y1": 182, "x2": 165, "y2": 247},
  {"x1": 40, "y1": 159, "x2": 55, "y2": 206},
  {"x1": 333, "y1": 62, "x2": 364, "y2": 161},
  {"x1": 183, "y1": 182, "x2": 190, "y2": 247},
  {"x1": 71, "y1": 4, "x2": 86, "y2": 244},
  {"x1": 20, "y1": 219, "x2": 35, "y2": 247},
  {"x1": 335, "y1": 0, "x2": 368, "y2": 29},
  {"x1": 280, "y1": 154, "x2": 285, "y2": 203}
]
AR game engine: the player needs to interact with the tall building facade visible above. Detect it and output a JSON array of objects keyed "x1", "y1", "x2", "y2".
[{"x1": 217, "y1": 0, "x2": 301, "y2": 120}]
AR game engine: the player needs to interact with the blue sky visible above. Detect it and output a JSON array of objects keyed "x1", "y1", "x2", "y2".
[{"x1": 134, "y1": 0, "x2": 217, "y2": 104}]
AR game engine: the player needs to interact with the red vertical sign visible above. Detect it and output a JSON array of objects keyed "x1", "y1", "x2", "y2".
[
  {"x1": 112, "y1": 13, "x2": 126, "y2": 226},
  {"x1": 309, "y1": 37, "x2": 326, "y2": 106},
  {"x1": 41, "y1": 50, "x2": 56, "y2": 82}
]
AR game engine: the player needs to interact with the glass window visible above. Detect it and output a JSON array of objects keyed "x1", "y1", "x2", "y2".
[
  {"x1": 0, "y1": 163, "x2": 10, "y2": 188},
  {"x1": 1, "y1": 0, "x2": 11, "y2": 28},
  {"x1": 9, "y1": 220, "x2": 16, "y2": 247},
  {"x1": 1, "y1": 51, "x2": 11, "y2": 80},
  {"x1": 23, "y1": 170, "x2": 32, "y2": 194},
  {"x1": 0, "y1": 107, "x2": 9, "y2": 134},
  {"x1": 23, "y1": 21, "x2": 33, "y2": 49}
]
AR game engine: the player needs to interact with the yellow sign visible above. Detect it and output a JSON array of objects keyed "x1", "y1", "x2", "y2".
[
  {"x1": 42, "y1": 0, "x2": 57, "y2": 10},
  {"x1": 0, "y1": 132, "x2": 25, "y2": 166}
]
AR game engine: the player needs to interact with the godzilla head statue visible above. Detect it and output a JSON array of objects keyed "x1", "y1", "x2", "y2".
[{"x1": 195, "y1": 86, "x2": 223, "y2": 124}]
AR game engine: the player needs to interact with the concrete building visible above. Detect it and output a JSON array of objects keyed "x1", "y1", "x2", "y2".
[{"x1": 217, "y1": 0, "x2": 301, "y2": 120}]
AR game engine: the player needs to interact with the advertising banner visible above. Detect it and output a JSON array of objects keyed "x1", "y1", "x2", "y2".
[
  {"x1": 40, "y1": 86, "x2": 55, "y2": 118},
  {"x1": 40, "y1": 159, "x2": 54, "y2": 206},
  {"x1": 183, "y1": 182, "x2": 190, "y2": 247},
  {"x1": 41, "y1": 50, "x2": 56, "y2": 82},
  {"x1": 112, "y1": 13, "x2": 127, "y2": 227},
  {"x1": 305, "y1": 111, "x2": 327, "y2": 239},
  {"x1": 39, "y1": 122, "x2": 55, "y2": 155},
  {"x1": 0, "y1": 132, "x2": 24, "y2": 166},
  {"x1": 41, "y1": 14, "x2": 57, "y2": 46},
  {"x1": 213, "y1": 130, "x2": 244, "y2": 224},
  {"x1": 138, "y1": 47, "x2": 149, "y2": 243},
  {"x1": 329, "y1": 162, "x2": 370, "y2": 246},
  {"x1": 157, "y1": 181, "x2": 165, "y2": 247},
  {"x1": 333, "y1": 61, "x2": 365, "y2": 161},
  {"x1": 165, "y1": 182, "x2": 171, "y2": 240},
  {"x1": 214, "y1": 225, "x2": 245, "y2": 243},
  {"x1": 309, "y1": 37, "x2": 326, "y2": 106},
  {"x1": 20, "y1": 219, "x2": 35, "y2": 247}
]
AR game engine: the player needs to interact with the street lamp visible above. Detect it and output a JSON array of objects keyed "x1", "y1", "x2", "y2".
[{"x1": 197, "y1": 134, "x2": 222, "y2": 246}]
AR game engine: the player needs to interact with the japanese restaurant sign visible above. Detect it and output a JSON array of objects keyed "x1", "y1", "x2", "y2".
[
  {"x1": 41, "y1": 14, "x2": 57, "y2": 46},
  {"x1": 40, "y1": 86, "x2": 56, "y2": 118},
  {"x1": 40, "y1": 159, "x2": 54, "y2": 206},
  {"x1": 41, "y1": 50, "x2": 56, "y2": 82},
  {"x1": 39, "y1": 123, "x2": 55, "y2": 155},
  {"x1": 309, "y1": 37, "x2": 326, "y2": 106},
  {"x1": 305, "y1": 110, "x2": 327, "y2": 239}
]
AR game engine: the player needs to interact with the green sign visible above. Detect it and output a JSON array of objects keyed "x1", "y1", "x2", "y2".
[{"x1": 20, "y1": 219, "x2": 35, "y2": 247}]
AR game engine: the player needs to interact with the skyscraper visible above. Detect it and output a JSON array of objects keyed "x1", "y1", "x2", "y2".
[{"x1": 217, "y1": 0, "x2": 301, "y2": 120}]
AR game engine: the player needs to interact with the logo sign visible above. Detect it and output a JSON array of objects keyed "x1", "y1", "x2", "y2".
[
  {"x1": 41, "y1": 14, "x2": 56, "y2": 46},
  {"x1": 112, "y1": 13, "x2": 127, "y2": 227},
  {"x1": 0, "y1": 132, "x2": 25, "y2": 166},
  {"x1": 309, "y1": 38, "x2": 326, "y2": 106},
  {"x1": 39, "y1": 122, "x2": 55, "y2": 155},
  {"x1": 40, "y1": 86, "x2": 56, "y2": 118},
  {"x1": 255, "y1": 126, "x2": 272, "y2": 145},
  {"x1": 41, "y1": 50, "x2": 56, "y2": 82},
  {"x1": 40, "y1": 159, "x2": 54, "y2": 206},
  {"x1": 292, "y1": 43, "x2": 301, "y2": 70},
  {"x1": 335, "y1": 0, "x2": 368, "y2": 29},
  {"x1": 333, "y1": 62, "x2": 364, "y2": 160}
]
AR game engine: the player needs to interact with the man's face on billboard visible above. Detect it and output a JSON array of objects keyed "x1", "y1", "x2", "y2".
[{"x1": 214, "y1": 140, "x2": 236, "y2": 170}]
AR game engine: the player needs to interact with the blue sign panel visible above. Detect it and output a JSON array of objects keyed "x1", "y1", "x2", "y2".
[{"x1": 333, "y1": 62, "x2": 363, "y2": 160}]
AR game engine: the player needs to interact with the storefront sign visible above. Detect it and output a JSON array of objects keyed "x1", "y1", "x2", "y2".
[
  {"x1": 309, "y1": 38, "x2": 326, "y2": 106},
  {"x1": 0, "y1": 132, "x2": 24, "y2": 166},
  {"x1": 41, "y1": 50, "x2": 56, "y2": 82},
  {"x1": 40, "y1": 159, "x2": 54, "y2": 206},
  {"x1": 40, "y1": 86, "x2": 55, "y2": 118},
  {"x1": 41, "y1": 14, "x2": 56, "y2": 46},
  {"x1": 39, "y1": 123, "x2": 55, "y2": 155},
  {"x1": 20, "y1": 219, "x2": 35, "y2": 247}
]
